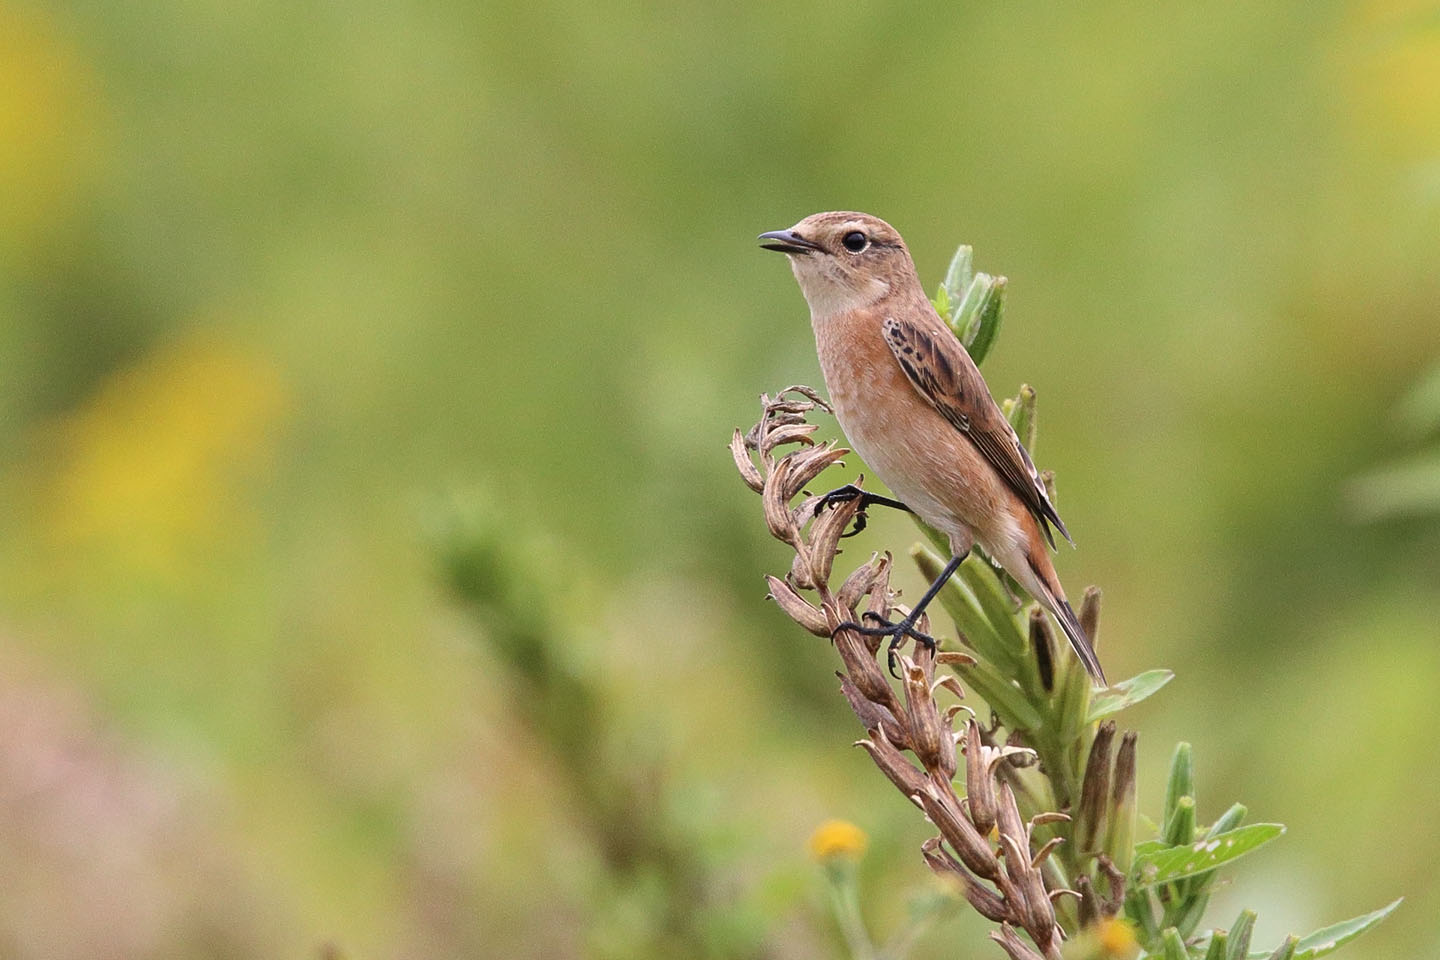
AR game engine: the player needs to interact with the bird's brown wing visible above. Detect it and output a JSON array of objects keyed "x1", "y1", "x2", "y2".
[{"x1": 882, "y1": 314, "x2": 1071, "y2": 548}]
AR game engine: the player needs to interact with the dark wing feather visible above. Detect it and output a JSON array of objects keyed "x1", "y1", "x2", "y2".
[{"x1": 882, "y1": 314, "x2": 1071, "y2": 548}]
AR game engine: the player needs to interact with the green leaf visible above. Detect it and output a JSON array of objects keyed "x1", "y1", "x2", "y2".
[
  {"x1": 931, "y1": 284, "x2": 952, "y2": 323},
  {"x1": 1006, "y1": 384, "x2": 1037, "y2": 454},
  {"x1": 1228, "y1": 910, "x2": 1256, "y2": 960},
  {"x1": 1204, "y1": 803, "x2": 1247, "y2": 839},
  {"x1": 943, "y1": 244, "x2": 974, "y2": 304},
  {"x1": 957, "y1": 558, "x2": 1026, "y2": 649},
  {"x1": 960, "y1": 274, "x2": 1006, "y2": 365},
  {"x1": 1245, "y1": 899, "x2": 1402, "y2": 960},
  {"x1": 1163, "y1": 796, "x2": 1196, "y2": 846},
  {"x1": 1132, "y1": 824, "x2": 1284, "y2": 888},
  {"x1": 1263, "y1": 935, "x2": 1298, "y2": 960},
  {"x1": 1163, "y1": 743, "x2": 1193, "y2": 827},
  {"x1": 1132, "y1": 838, "x2": 1169, "y2": 861},
  {"x1": 955, "y1": 660, "x2": 1045, "y2": 731},
  {"x1": 1203, "y1": 930, "x2": 1228, "y2": 960},
  {"x1": 1088, "y1": 669, "x2": 1175, "y2": 722},
  {"x1": 912, "y1": 543, "x2": 1024, "y2": 676},
  {"x1": 1160, "y1": 928, "x2": 1189, "y2": 960}
]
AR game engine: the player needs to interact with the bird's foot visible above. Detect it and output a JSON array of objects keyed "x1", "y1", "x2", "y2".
[
  {"x1": 812, "y1": 484, "x2": 911, "y2": 539},
  {"x1": 832, "y1": 610, "x2": 936, "y2": 678}
]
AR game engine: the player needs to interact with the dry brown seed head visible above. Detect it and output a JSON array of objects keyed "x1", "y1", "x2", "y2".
[
  {"x1": 836, "y1": 552, "x2": 888, "y2": 611},
  {"x1": 838, "y1": 673, "x2": 901, "y2": 734},
  {"x1": 783, "y1": 443, "x2": 850, "y2": 497},
  {"x1": 765, "y1": 575, "x2": 830, "y2": 637},
  {"x1": 731, "y1": 429, "x2": 764, "y2": 492},
  {"x1": 918, "y1": 784, "x2": 1000, "y2": 880},
  {"x1": 965, "y1": 719, "x2": 998, "y2": 836},
  {"x1": 855, "y1": 726, "x2": 928, "y2": 797},
  {"x1": 922, "y1": 838, "x2": 1012, "y2": 923},
  {"x1": 759, "y1": 421, "x2": 818, "y2": 456}
]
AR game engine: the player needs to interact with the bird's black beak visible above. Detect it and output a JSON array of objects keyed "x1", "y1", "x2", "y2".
[{"x1": 758, "y1": 229, "x2": 822, "y2": 255}]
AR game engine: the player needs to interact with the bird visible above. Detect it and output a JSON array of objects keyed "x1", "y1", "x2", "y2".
[{"x1": 758, "y1": 211, "x2": 1105, "y2": 685}]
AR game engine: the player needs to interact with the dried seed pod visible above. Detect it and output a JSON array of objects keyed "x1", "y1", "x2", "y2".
[
  {"x1": 838, "y1": 673, "x2": 901, "y2": 734},
  {"x1": 1076, "y1": 721, "x2": 1116, "y2": 853},
  {"x1": 1075, "y1": 874, "x2": 1100, "y2": 929},
  {"x1": 784, "y1": 442, "x2": 850, "y2": 497},
  {"x1": 995, "y1": 782, "x2": 1028, "y2": 859},
  {"x1": 989, "y1": 923, "x2": 1045, "y2": 960},
  {"x1": 902, "y1": 657, "x2": 949, "y2": 774},
  {"x1": 855, "y1": 725, "x2": 928, "y2": 798},
  {"x1": 918, "y1": 784, "x2": 1000, "y2": 880},
  {"x1": 762, "y1": 460, "x2": 799, "y2": 543},
  {"x1": 833, "y1": 627, "x2": 898, "y2": 715},
  {"x1": 922, "y1": 837, "x2": 1011, "y2": 923},
  {"x1": 764, "y1": 575, "x2": 829, "y2": 637},
  {"x1": 837, "y1": 552, "x2": 888, "y2": 611},
  {"x1": 788, "y1": 549, "x2": 817, "y2": 590},
  {"x1": 998, "y1": 835, "x2": 1054, "y2": 947},
  {"x1": 965, "y1": 719, "x2": 998, "y2": 835},
  {"x1": 759, "y1": 421, "x2": 818, "y2": 455},
  {"x1": 731, "y1": 429, "x2": 763, "y2": 492},
  {"x1": 1029, "y1": 607, "x2": 1056, "y2": 692},
  {"x1": 807, "y1": 492, "x2": 860, "y2": 585}
]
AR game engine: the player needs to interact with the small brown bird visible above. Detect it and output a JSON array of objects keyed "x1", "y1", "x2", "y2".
[{"x1": 759, "y1": 211, "x2": 1105, "y2": 684}]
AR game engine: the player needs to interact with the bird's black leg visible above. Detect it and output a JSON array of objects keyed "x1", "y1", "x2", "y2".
[
  {"x1": 812, "y1": 484, "x2": 913, "y2": 538},
  {"x1": 832, "y1": 551, "x2": 968, "y2": 677}
]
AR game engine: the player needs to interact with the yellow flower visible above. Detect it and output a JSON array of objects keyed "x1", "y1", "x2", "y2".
[
  {"x1": 808, "y1": 819, "x2": 868, "y2": 861},
  {"x1": 1097, "y1": 917, "x2": 1138, "y2": 958}
]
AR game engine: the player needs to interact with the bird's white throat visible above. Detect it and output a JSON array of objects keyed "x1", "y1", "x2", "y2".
[{"x1": 788, "y1": 256, "x2": 891, "y2": 319}]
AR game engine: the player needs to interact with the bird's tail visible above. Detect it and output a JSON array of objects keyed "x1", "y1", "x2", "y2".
[{"x1": 1051, "y1": 596, "x2": 1106, "y2": 687}]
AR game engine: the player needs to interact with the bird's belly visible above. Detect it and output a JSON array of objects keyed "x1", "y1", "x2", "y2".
[{"x1": 824, "y1": 367, "x2": 1019, "y2": 557}]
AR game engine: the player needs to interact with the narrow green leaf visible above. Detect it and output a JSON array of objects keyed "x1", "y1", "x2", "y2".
[
  {"x1": 1264, "y1": 935, "x2": 1298, "y2": 960},
  {"x1": 1132, "y1": 839, "x2": 1169, "y2": 860},
  {"x1": 1006, "y1": 384, "x2": 1037, "y2": 453},
  {"x1": 1133, "y1": 824, "x2": 1284, "y2": 888},
  {"x1": 962, "y1": 275, "x2": 1006, "y2": 365},
  {"x1": 1163, "y1": 796, "x2": 1196, "y2": 846},
  {"x1": 955, "y1": 660, "x2": 1044, "y2": 731},
  {"x1": 1245, "y1": 899, "x2": 1402, "y2": 960},
  {"x1": 1088, "y1": 669, "x2": 1175, "y2": 722},
  {"x1": 1204, "y1": 931, "x2": 1229, "y2": 960},
  {"x1": 943, "y1": 244, "x2": 974, "y2": 306},
  {"x1": 957, "y1": 558, "x2": 1026, "y2": 650},
  {"x1": 912, "y1": 544, "x2": 1023, "y2": 675},
  {"x1": 1226, "y1": 910, "x2": 1256, "y2": 960},
  {"x1": 1204, "y1": 803, "x2": 1247, "y2": 840},
  {"x1": 1163, "y1": 743, "x2": 1193, "y2": 827},
  {"x1": 931, "y1": 284, "x2": 952, "y2": 323},
  {"x1": 1160, "y1": 927, "x2": 1189, "y2": 960},
  {"x1": 1170, "y1": 888, "x2": 1210, "y2": 939}
]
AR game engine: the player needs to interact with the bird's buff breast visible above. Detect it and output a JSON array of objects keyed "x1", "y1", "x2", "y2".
[{"x1": 812, "y1": 310, "x2": 1015, "y2": 551}]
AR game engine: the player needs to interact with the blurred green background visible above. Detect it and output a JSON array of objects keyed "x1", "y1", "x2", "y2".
[{"x1": 1, "y1": 0, "x2": 1437, "y2": 957}]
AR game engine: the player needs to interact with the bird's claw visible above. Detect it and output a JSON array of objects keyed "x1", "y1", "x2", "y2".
[{"x1": 832, "y1": 612, "x2": 936, "y2": 678}]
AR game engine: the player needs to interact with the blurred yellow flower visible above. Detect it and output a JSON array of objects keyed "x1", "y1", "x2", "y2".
[
  {"x1": 1340, "y1": 0, "x2": 1440, "y2": 159},
  {"x1": 38, "y1": 330, "x2": 287, "y2": 579},
  {"x1": 1096, "y1": 917, "x2": 1138, "y2": 958},
  {"x1": 808, "y1": 819, "x2": 868, "y2": 861},
  {"x1": 0, "y1": 4, "x2": 99, "y2": 244}
]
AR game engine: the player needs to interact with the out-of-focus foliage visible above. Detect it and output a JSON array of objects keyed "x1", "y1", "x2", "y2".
[{"x1": 0, "y1": 0, "x2": 1436, "y2": 957}]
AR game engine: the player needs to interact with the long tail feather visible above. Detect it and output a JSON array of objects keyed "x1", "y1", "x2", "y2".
[{"x1": 1053, "y1": 598, "x2": 1105, "y2": 686}]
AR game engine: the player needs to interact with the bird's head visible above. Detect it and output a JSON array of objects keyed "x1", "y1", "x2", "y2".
[{"x1": 759, "y1": 211, "x2": 918, "y2": 316}]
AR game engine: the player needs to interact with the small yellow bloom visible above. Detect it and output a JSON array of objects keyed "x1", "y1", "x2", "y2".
[
  {"x1": 1097, "y1": 917, "x2": 1138, "y2": 958},
  {"x1": 808, "y1": 819, "x2": 868, "y2": 861}
]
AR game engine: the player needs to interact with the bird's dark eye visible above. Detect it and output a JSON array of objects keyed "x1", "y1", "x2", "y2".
[{"x1": 841, "y1": 231, "x2": 868, "y2": 253}]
